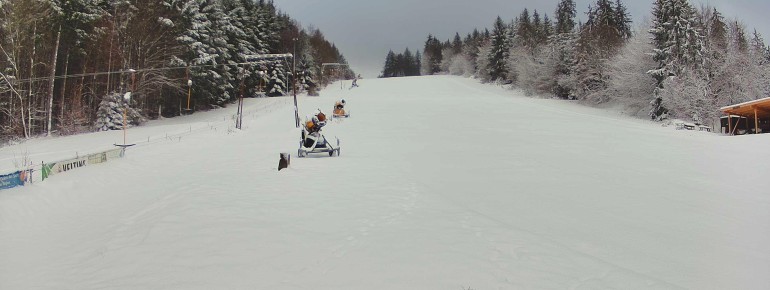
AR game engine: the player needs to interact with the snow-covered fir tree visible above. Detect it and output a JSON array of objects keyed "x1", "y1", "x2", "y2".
[
  {"x1": 380, "y1": 48, "x2": 421, "y2": 78},
  {"x1": 614, "y1": 0, "x2": 633, "y2": 39},
  {"x1": 452, "y1": 33, "x2": 463, "y2": 55},
  {"x1": 542, "y1": 0, "x2": 578, "y2": 98},
  {"x1": 542, "y1": 14, "x2": 554, "y2": 40},
  {"x1": 422, "y1": 35, "x2": 443, "y2": 75},
  {"x1": 487, "y1": 16, "x2": 510, "y2": 82},
  {"x1": 383, "y1": 50, "x2": 397, "y2": 77},
  {"x1": 514, "y1": 10, "x2": 534, "y2": 51},
  {"x1": 0, "y1": 0, "x2": 352, "y2": 139},
  {"x1": 555, "y1": 0, "x2": 577, "y2": 34},
  {"x1": 414, "y1": 51, "x2": 423, "y2": 76},
  {"x1": 648, "y1": 0, "x2": 704, "y2": 120},
  {"x1": 222, "y1": 0, "x2": 260, "y2": 96},
  {"x1": 266, "y1": 62, "x2": 288, "y2": 96},
  {"x1": 548, "y1": 33, "x2": 578, "y2": 99},
  {"x1": 256, "y1": 1, "x2": 282, "y2": 54},
  {"x1": 474, "y1": 40, "x2": 494, "y2": 81},
  {"x1": 95, "y1": 92, "x2": 145, "y2": 131},
  {"x1": 172, "y1": 0, "x2": 235, "y2": 107},
  {"x1": 297, "y1": 37, "x2": 318, "y2": 95}
]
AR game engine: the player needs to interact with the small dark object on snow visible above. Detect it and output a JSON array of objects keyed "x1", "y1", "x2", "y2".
[{"x1": 278, "y1": 153, "x2": 290, "y2": 171}]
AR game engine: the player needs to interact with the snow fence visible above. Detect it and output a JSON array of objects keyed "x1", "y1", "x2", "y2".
[{"x1": 0, "y1": 148, "x2": 124, "y2": 191}]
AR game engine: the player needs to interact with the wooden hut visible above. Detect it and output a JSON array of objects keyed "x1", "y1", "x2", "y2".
[{"x1": 720, "y1": 97, "x2": 770, "y2": 135}]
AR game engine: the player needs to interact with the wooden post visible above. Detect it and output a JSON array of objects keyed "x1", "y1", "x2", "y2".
[
  {"x1": 745, "y1": 117, "x2": 751, "y2": 132},
  {"x1": 754, "y1": 108, "x2": 759, "y2": 134},
  {"x1": 728, "y1": 113, "x2": 733, "y2": 135},
  {"x1": 731, "y1": 117, "x2": 741, "y2": 135},
  {"x1": 278, "y1": 153, "x2": 290, "y2": 171},
  {"x1": 123, "y1": 106, "x2": 127, "y2": 145}
]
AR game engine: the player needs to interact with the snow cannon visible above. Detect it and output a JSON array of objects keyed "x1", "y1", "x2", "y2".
[
  {"x1": 298, "y1": 131, "x2": 340, "y2": 157},
  {"x1": 298, "y1": 112, "x2": 340, "y2": 157},
  {"x1": 332, "y1": 100, "x2": 350, "y2": 118}
]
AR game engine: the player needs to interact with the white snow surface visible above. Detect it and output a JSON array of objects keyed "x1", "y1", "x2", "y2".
[{"x1": 1, "y1": 76, "x2": 769, "y2": 289}]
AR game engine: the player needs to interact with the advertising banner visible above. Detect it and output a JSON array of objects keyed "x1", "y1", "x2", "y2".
[
  {"x1": 87, "y1": 152, "x2": 108, "y2": 165},
  {"x1": 42, "y1": 157, "x2": 88, "y2": 181},
  {"x1": 0, "y1": 171, "x2": 24, "y2": 190},
  {"x1": 41, "y1": 148, "x2": 123, "y2": 181},
  {"x1": 105, "y1": 148, "x2": 124, "y2": 160}
]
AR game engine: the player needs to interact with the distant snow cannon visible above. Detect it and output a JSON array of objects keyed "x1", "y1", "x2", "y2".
[{"x1": 332, "y1": 99, "x2": 350, "y2": 119}]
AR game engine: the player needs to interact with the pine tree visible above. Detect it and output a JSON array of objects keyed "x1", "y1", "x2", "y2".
[
  {"x1": 550, "y1": 33, "x2": 578, "y2": 99},
  {"x1": 403, "y1": 48, "x2": 415, "y2": 76},
  {"x1": 750, "y1": 30, "x2": 769, "y2": 65},
  {"x1": 414, "y1": 51, "x2": 422, "y2": 76},
  {"x1": 475, "y1": 39, "x2": 493, "y2": 81},
  {"x1": 488, "y1": 16, "x2": 510, "y2": 81},
  {"x1": 614, "y1": 0, "x2": 632, "y2": 39},
  {"x1": 647, "y1": 0, "x2": 703, "y2": 120},
  {"x1": 256, "y1": 0, "x2": 282, "y2": 53},
  {"x1": 568, "y1": 0, "x2": 633, "y2": 101},
  {"x1": 422, "y1": 35, "x2": 443, "y2": 75},
  {"x1": 532, "y1": 10, "x2": 544, "y2": 45},
  {"x1": 515, "y1": 10, "x2": 533, "y2": 49},
  {"x1": 542, "y1": 14, "x2": 554, "y2": 40},
  {"x1": 382, "y1": 50, "x2": 396, "y2": 77},
  {"x1": 548, "y1": 0, "x2": 578, "y2": 98},
  {"x1": 297, "y1": 37, "x2": 318, "y2": 94},
  {"x1": 266, "y1": 61, "x2": 288, "y2": 96},
  {"x1": 222, "y1": 0, "x2": 260, "y2": 97},
  {"x1": 555, "y1": 0, "x2": 576, "y2": 34},
  {"x1": 708, "y1": 8, "x2": 728, "y2": 53},
  {"x1": 732, "y1": 21, "x2": 748, "y2": 53},
  {"x1": 95, "y1": 92, "x2": 145, "y2": 131},
  {"x1": 173, "y1": 0, "x2": 237, "y2": 107},
  {"x1": 586, "y1": 0, "x2": 623, "y2": 53},
  {"x1": 452, "y1": 33, "x2": 463, "y2": 55}
]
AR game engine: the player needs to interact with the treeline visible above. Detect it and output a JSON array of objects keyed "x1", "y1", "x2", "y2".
[
  {"x1": 0, "y1": 0, "x2": 354, "y2": 140},
  {"x1": 420, "y1": 0, "x2": 770, "y2": 123},
  {"x1": 380, "y1": 48, "x2": 421, "y2": 78}
]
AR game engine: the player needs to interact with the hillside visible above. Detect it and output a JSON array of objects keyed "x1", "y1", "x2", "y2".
[{"x1": 1, "y1": 76, "x2": 769, "y2": 289}]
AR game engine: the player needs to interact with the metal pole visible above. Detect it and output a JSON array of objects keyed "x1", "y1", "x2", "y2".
[
  {"x1": 123, "y1": 105, "x2": 127, "y2": 145},
  {"x1": 124, "y1": 69, "x2": 135, "y2": 146},
  {"x1": 237, "y1": 68, "x2": 245, "y2": 129},
  {"x1": 186, "y1": 67, "x2": 191, "y2": 111},
  {"x1": 292, "y1": 38, "x2": 300, "y2": 127}
]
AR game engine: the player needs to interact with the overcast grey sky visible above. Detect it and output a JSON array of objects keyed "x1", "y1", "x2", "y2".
[{"x1": 274, "y1": 0, "x2": 770, "y2": 78}]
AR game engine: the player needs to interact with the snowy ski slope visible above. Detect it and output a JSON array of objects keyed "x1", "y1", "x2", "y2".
[{"x1": 1, "y1": 75, "x2": 769, "y2": 289}]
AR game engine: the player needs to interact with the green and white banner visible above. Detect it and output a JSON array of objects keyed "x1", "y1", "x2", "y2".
[
  {"x1": 42, "y1": 157, "x2": 87, "y2": 180},
  {"x1": 37, "y1": 148, "x2": 125, "y2": 182},
  {"x1": 104, "y1": 148, "x2": 124, "y2": 160}
]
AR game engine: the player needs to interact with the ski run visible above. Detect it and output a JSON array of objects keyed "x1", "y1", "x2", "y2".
[{"x1": 1, "y1": 76, "x2": 769, "y2": 289}]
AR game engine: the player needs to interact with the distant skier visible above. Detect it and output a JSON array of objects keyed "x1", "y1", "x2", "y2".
[{"x1": 350, "y1": 75, "x2": 360, "y2": 88}]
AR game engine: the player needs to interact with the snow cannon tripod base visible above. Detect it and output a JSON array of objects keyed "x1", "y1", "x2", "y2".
[{"x1": 298, "y1": 131, "x2": 341, "y2": 158}]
